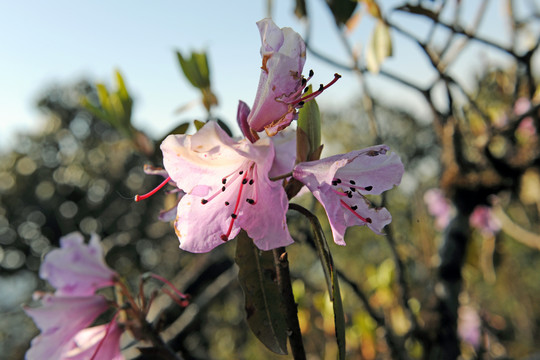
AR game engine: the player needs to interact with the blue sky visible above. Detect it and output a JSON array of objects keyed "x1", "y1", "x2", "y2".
[{"x1": 0, "y1": 1, "x2": 534, "y2": 151}]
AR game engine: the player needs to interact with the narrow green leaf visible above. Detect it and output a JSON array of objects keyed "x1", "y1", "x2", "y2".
[
  {"x1": 290, "y1": 204, "x2": 346, "y2": 360},
  {"x1": 235, "y1": 232, "x2": 288, "y2": 355},
  {"x1": 310, "y1": 215, "x2": 346, "y2": 359},
  {"x1": 193, "y1": 52, "x2": 210, "y2": 87}
]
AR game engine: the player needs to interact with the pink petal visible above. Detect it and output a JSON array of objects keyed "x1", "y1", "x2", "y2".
[
  {"x1": 268, "y1": 128, "x2": 296, "y2": 178},
  {"x1": 247, "y1": 18, "x2": 306, "y2": 134},
  {"x1": 39, "y1": 232, "x2": 117, "y2": 296},
  {"x1": 236, "y1": 100, "x2": 257, "y2": 143},
  {"x1": 24, "y1": 294, "x2": 109, "y2": 360},
  {"x1": 293, "y1": 146, "x2": 404, "y2": 245},
  {"x1": 161, "y1": 121, "x2": 245, "y2": 194}
]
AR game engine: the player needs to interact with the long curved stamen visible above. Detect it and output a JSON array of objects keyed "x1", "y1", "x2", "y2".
[
  {"x1": 340, "y1": 199, "x2": 372, "y2": 223},
  {"x1": 293, "y1": 73, "x2": 341, "y2": 105},
  {"x1": 135, "y1": 176, "x2": 171, "y2": 202}
]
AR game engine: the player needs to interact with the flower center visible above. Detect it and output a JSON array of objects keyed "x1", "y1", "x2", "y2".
[
  {"x1": 332, "y1": 177, "x2": 373, "y2": 224},
  {"x1": 200, "y1": 161, "x2": 258, "y2": 241}
]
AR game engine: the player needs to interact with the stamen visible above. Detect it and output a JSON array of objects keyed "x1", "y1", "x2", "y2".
[
  {"x1": 340, "y1": 199, "x2": 371, "y2": 223},
  {"x1": 347, "y1": 183, "x2": 374, "y2": 192},
  {"x1": 293, "y1": 73, "x2": 341, "y2": 105},
  {"x1": 135, "y1": 176, "x2": 171, "y2": 202},
  {"x1": 221, "y1": 169, "x2": 250, "y2": 241}
]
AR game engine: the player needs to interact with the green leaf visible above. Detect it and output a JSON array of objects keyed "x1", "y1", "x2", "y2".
[
  {"x1": 290, "y1": 204, "x2": 346, "y2": 359},
  {"x1": 366, "y1": 20, "x2": 393, "y2": 73},
  {"x1": 235, "y1": 232, "x2": 288, "y2": 355},
  {"x1": 193, "y1": 120, "x2": 206, "y2": 131},
  {"x1": 297, "y1": 85, "x2": 321, "y2": 159},
  {"x1": 310, "y1": 216, "x2": 346, "y2": 359},
  {"x1": 216, "y1": 119, "x2": 233, "y2": 137},
  {"x1": 325, "y1": 0, "x2": 358, "y2": 25},
  {"x1": 294, "y1": 0, "x2": 307, "y2": 19},
  {"x1": 176, "y1": 51, "x2": 210, "y2": 89}
]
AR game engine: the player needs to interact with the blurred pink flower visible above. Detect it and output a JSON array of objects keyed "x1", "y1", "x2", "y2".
[
  {"x1": 24, "y1": 294, "x2": 109, "y2": 360},
  {"x1": 469, "y1": 205, "x2": 501, "y2": 236},
  {"x1": 293, "y1": 145, "x2": 404, "y2": 245},
  {"x1": 39, "y1": 232, "x2": 117, "y2": 297},
  {"x1": 423, "y1": 189, "x2": 453, "y2": 230},
  {"x1": 161, "y1": 121, "x2": 293, "y2": 252},
  {"x1": 458, "y1": 305, "x2": 481, "y2": 349},
  {"x1": 514, "y1": 97, "x2": 531, "y2": 116}
]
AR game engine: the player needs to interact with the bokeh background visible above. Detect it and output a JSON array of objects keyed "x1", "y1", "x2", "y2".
[{"x1": 2, "y1": 0, "x2": 540, "y2": 359}]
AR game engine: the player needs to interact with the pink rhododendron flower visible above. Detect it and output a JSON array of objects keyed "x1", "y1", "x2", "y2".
[
  {"x1": 62, "y1": 323, "x2": 124, "y2": 360},
  {"x1": 246, "y1": 18, "x2": 339, "y2": 136},
  {"x1": 293, "y1": 145, "x2": 404, "y2": 245},
  {"x1": 161, "y1": 121, "x2": 294, "y2": 252},
  {"x1": 39, "y1": 232, "x2": 117, "y2": 296},
  {"x1": 423, "y1": 188, "x2": 453, "y2": 230},
  {"x1": 457, "y1": 305, "x2": 481, "y2": 349},
  {"x1": 469, "y1": 205, "x2": 501, "y2": 236},
  {"x1": 24, "y1": 294, "x2": 109, "y2": 360}
]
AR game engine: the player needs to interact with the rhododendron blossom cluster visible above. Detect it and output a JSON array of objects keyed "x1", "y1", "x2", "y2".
[{"x1": 137, "y1": 18, "x2": 404, "y2": 252}]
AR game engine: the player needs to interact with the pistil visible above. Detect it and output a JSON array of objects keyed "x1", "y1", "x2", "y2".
[{"x1": 135, "y1": 176, "x2": 171, "y2": 202}]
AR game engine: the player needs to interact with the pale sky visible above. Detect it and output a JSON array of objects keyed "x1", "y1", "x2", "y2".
[{"x1": 0, "y1": 0, "x2": 534, "y2": 151}]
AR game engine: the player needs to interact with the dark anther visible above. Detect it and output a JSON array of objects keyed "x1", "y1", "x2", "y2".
[
  {"x1": 304, "y1": 87, "x2": 309, "y2": 93},
  {"x1": 350, "y1": 180, "x2": 356, "y2": 185},
  {"x1": 231, "y1": 214, "x2": 237, "y2": 219},
  {"x1": 239, "y1": 170, "x2": 244, "y2": 175},
  {"x1": 298, "y1": 101, "x2": 305, "y2": 107},
  {"x1": 364, "y1": 186, "x2": 373, "y2": 191},
  {"x1": 225, "y1": 201, "x2": 230, "y2": 206},
  {"x1": 350, "y1": 187, "x2": 356, "y2": 192},
  {"x1": 318, "y1": 84, "x2": 324, "y2": 92},
  {"x1": 246, "y1": 199, "x2": 255, "y2": 205},
  {"x1": 309, "y1": 69, "x2": 314, "y2": 77},
  {"x1": 220, "y1": 234, "x2": 228, "y2": 241},
  {"x1": 347, "y1": 192, "x2": 353, "y2": 198},
  {"x1": 366, "y1": 218, "x2": 372, "y2": 223},
  {"x1": 301, "y1": 78, "x2": 307, "y2": 86},
  {"x1": 351, "y1": 205, "x2": 358, "y2": 210},
  {"x1": 332, "y1": 180, "x2": 338, "y2": 186},
  {"x1": 222, "y1": 178, "x2": 227, "y2": 184},
  {"x1": 242, "y1": 178, "x2": 248, "y2": 185},
  {"x1": 336, "y1": 178, "x2": 341, "y2": 184},
  {"x1": 201, "y1": 199, "x2": 208, "y2": 204},
  {"x1": 249, "y1": 179, "x2": 254, "y2": 185},
  {"x1": 221, "y1": 186, "x2": 226, "y2": 192}
]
